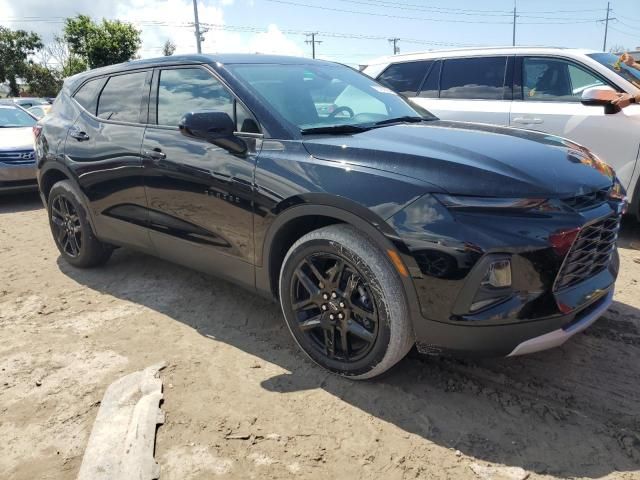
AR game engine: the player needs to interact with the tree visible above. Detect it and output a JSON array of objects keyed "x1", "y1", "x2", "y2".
[
  {"x1": 0, "y1": 27, "x2": 43, "y2": 96},
  {"x1": 25, "y1": 63, "x2": 62, "y2": 97},
  {"x1": 41, "y1": 37, "x2": 88, "y2": 78},
  {"x1": 63, "y1": 15, "x2": 141, "y2": 69},
  {"x1": 162, "y1": 39, "x2": 176, "y2": 56}
]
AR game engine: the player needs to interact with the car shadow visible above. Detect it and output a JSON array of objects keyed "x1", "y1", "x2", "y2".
[
  {"x1": 55, "y1": 219, "x2": 640, "y2": 478},
  {"x1": 0, "y1": 191, "x2": 43, "y2": 214}
]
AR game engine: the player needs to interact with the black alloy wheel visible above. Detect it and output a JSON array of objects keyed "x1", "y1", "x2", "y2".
[
  {"x1": 290, "y1": 252, "x2": 379, "y2": 363},
  {"x1": 50, "y1": 195, "x2": 82, "y2": 258}
]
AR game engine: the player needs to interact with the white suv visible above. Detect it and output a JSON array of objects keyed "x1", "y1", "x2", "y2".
[{"x1": 363, "y1": 47, "x2": 640, "y2": 219}]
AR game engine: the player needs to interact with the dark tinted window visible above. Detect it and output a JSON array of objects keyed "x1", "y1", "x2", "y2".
[
  {"x1": 523, "y1": 57, "x2": 605, "y2": 102},
  {"x1": 97, "y1": 72, "x2": 147, "y2": 122},
  {"x1": 418, "y1": 60, "x2": 441, "y2": 98},
  {"x1": 440, "y1": 57, "x2": 507, "y2": 100},
  {"x1": 157, "y1": 68, "x2": 234, "y2": 126},
  {"x1": 73, "y1": 78, "x2": 105, "y2": 114},
  {"x1": 378, "y1": 61, "x2": 431, "y2": 96}
]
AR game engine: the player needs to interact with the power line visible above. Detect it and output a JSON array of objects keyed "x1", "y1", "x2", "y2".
[
  {"x1": 263, "y1": 0, "x2": 604, "y2": 25},
  {"x1": 305, "y1": 32, "x2": 322, "y2": 59}
]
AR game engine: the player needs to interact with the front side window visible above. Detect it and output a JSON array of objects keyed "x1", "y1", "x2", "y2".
[
  {"x1": 523, "y1": 57, "x2": 605, "y2": 102},
  {"x1": 97, "y1": 72, "x2": 148, "y2": 122},
  {"x1": 229, "y1": 63, "x2": 431, "y2": 131},
  {"x1": 440, "y1": 57, "x2": 507, "y2": 100},
  {"x1": 157, "y1": 68, "x2": 235, "y2": 127},
  {"x1": 377, "y1": 61, "x2": 432, "y2": 97},
  {"x1": 0, "y1": 107, "x2": 36, "y2": 127}
]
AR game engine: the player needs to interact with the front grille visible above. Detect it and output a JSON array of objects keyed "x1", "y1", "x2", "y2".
[
  {"x1": 0, "y1": 149, "x2": 35, "y2": 165},
  {"x1": 553, "y1": 215, "x2": 620, "y2": 291},
  {"x1": 562, "y1": 187, "x2": 610, "y2": 211}
]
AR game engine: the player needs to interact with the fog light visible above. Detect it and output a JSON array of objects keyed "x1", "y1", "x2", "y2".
[{"x1": 481, "y1": 260, "x2": 511, "y2": 288}]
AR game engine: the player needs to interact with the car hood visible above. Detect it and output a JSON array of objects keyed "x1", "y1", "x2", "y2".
[
  {"x1": 0, "y1": 127, "x2": 34, "y2": 150},
  {"x1": 302, "y1": 121, "x2": 614, "y2": 198}
]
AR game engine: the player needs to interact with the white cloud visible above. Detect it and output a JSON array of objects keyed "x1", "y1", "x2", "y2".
[{"x1": 0, "y1": 0, "x2": 305, "y2": 60}]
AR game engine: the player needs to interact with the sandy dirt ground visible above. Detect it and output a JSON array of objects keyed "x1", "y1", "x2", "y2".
[{"x1": 1, "y1": 192, "x2": 639, "y2": 480}]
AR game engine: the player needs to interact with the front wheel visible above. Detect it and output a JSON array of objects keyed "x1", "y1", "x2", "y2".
[{"x1": 279, "y1": 224, "x2": 414, "y2": 379}]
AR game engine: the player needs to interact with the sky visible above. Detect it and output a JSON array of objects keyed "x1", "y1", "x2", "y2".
[{"x1": 1, "y1": 0, "x2": 639, "y2": 66}]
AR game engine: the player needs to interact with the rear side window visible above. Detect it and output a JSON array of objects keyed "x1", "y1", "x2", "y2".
[
  {"x1": 73, "y1": 78, "x2": 105, "y2": 114},
  {"x1": 440, "y1": 57, "x2": 507, "y2": 100},
  {"x1": 377, "y1": 61, "x2": 431, "y2": 97},
  {"x1": 97, "y1": 72, "x2": 148, "y2": 122},
  {"x1": 157, "y1": 68, "x2": 235, "y2": 127}
]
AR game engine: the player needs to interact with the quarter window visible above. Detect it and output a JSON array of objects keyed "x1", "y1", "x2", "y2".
[
  {"x1": 73, "y1": 78, "x2": 105, "y2": 114},
  {"x1": 97, "y1": 72, "x2": 148, "y2": 122},
  {"x1": 440, "y1": 57, "x2": 507, "y2": 100},
  {"x1": 157, "y1": 68, "x2": 235, "y2": 127},
  {"x1": 377, "y1": 61, "x2": 432, "y2": 97},
  {"x1": 523, "y1": 57, "x2": 605, "y2": 102}
]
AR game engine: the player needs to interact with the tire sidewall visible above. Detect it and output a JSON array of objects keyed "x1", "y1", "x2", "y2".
[
  {"x1": 47, "y1": 181, "x2": 100, "y2": 267},
  {"x1": 279, "y1": 228, "x2": 405, "y2": 379}
]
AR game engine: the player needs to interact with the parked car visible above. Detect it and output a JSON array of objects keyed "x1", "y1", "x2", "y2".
[
  {"x1": 363, "y1": 47, "x2": 640, "y2": 220},
  {"x1": 0, "y1": 97, "x2": 51, "y2": 109},
  {"x1": 0, "y1": 104, "x2": 38, "y2": 193},
  {"x1": 28, "y1": 104, "x2": 52, "y2": 119},
  {"x1": 36, "y1": 54, "x2": 625, "y2": 379}
]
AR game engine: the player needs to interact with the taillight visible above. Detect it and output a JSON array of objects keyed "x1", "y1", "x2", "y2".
[
  {"x1": 33, "y1": 125, "x2": 43, "y2": 139},
  {"x1": 549, "y1": 227, "x2": 581, "y2": 256}
]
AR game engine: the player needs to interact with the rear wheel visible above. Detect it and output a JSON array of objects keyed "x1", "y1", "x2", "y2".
[
  {"x1": 279, "y1": 224, "x2": 414, "y2": 379},
  {"x1": 48, "y1": 180, "x2": 112, "y2": 268}
]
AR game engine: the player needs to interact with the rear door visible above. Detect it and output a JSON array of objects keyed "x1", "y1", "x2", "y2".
[
  {"x1": 405, "y1": 56, "x2": 513, "y2": 125},
  {"x1": 64, "y1": 70, "x2": 152, "y2": 250},
  {"x1": 510, "y1": 56, "x2": 639, "y2": 190},
  {"x1": 141, "y1": 65, "x2": 259, "y2": 287}
]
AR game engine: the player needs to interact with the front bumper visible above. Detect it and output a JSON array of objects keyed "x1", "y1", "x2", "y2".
[
  {"x1": 387, "y1": 194, "x2": 621, "y2": 357},
  {"x1": 0, "y1": 162, "x2": 37, "y2": 192},
  {"x1": 508, "y1": 289, "x2": 613, "y2": 356}
]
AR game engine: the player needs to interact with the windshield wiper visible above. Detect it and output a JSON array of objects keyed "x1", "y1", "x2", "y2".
[
  {"x1": 300, "y1": 124, "x2": 371, "y2": 135},
  {"x1": 373, "y1": 116, "x2": 427, "y2": 126}
]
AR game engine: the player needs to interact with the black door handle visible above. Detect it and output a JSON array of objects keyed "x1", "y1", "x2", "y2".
[
  {"x1": 70, "y1": 130, "x2": 90, "y2": 141},
  {"x1": 143, "y1": 149, "x2": 167, "y2": 161}
]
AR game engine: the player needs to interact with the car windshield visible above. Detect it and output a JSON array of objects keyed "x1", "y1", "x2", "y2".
[
  {"x1": 0, "y1": 107, "x2": 36, "y2": 128},
  {"x1": 587, "y1": 53, "x2": 640, "y2": 89},
  {"x1": 228, "y1": 63, "x2": 434, "y2": 132}
]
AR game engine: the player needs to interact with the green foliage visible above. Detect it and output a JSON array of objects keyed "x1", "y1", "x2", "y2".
[
  {"x1": 25, "y1": 63, "x2": 62, "y2": 97},
  {"x1": 62, "y1": 56, "x2": 89, "y2": 78},
  {"x1": 162, "y1": 39, "x2": 176, "y2": 56},
  {"x1": 0, "y1": 26, "x2": 43, "y2": 96},
  {"x1": 63, "y1": 15, "x2": 141, "y2": 69}
]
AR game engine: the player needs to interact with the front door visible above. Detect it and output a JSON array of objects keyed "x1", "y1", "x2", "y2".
[
  {"x1": 142, "y1": 66, "x2": 259, "y2": 287},
  {"x1": 510, "y1": 56, "x2": 640, "y2": 191}
]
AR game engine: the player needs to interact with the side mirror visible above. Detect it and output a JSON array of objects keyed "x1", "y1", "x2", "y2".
[
  {"x1": 581, "y1": 86, "x2": 621, "y2": 114},
  {"x1": 178, "y1": 111, "x2": 246, "y2": 154}
]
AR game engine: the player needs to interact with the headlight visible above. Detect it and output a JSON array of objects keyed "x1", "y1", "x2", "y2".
[{"x1": 434, "y1": 194, "x2": 546, "y2": 211}]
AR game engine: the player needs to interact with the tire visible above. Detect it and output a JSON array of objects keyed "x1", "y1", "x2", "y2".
[
  {"x1": 279, "y1": 224, "x2": 414, "y2": 379},
  {"x1": 47, "y1": 180, "x2": 112, "y2": 268}
]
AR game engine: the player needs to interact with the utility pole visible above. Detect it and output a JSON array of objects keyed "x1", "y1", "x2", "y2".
[
  {"x1": 193, "y1": 0, "x2": 202, "y2": 54},
  {"x1": 603, "y1": 1, "x2": 611, "y2": 51},
  {"x1": 512, "y1": 1, "x2": 517, "y2": 47},
  {"x1": 388, "y1": 38, "x2": 400, "y2": 55},
  {"x1": 305, "y1": 32, "x2": 322, "y2": 59}
]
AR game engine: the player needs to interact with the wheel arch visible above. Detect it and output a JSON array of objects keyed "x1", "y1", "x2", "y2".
[{"x1": 256, "y1": 196, "x2": 421, "y2": 325}]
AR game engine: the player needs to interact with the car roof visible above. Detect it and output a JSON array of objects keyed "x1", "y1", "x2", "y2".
[
  {"x1": 365, "y1": 46, "x2": 601, "y2": 66},
  {"x1": 64, "y1": 53, "x2": 337, "y2": 92}
]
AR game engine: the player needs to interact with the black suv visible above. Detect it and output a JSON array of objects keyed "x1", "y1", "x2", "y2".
[{"x1": 36, "y1": 54, "x2": 625, "y2": 379}]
